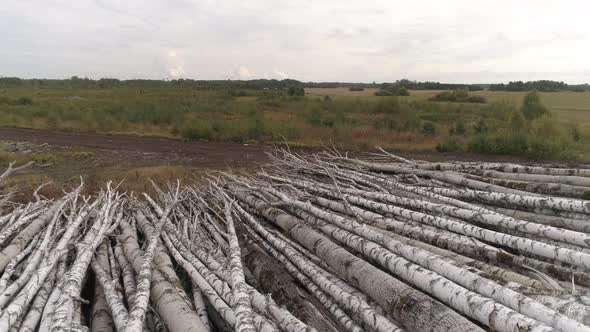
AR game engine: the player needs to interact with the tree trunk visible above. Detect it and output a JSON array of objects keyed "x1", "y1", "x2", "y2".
[{"x1": 230, "y1": 186, "x2": 483, "y2": 332}]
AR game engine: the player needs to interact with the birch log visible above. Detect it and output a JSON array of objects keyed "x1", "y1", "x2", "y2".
[{"x1": 229, "y1": 185, "x2": 483, "y2": 332}]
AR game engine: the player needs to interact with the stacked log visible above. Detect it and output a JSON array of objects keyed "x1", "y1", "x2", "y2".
[{"x1": 0, "y1": 150, "x2": 589, "y2": 332}]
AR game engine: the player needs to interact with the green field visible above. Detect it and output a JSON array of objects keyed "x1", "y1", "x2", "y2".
[
  {"x1": 413, "y1": 90, "x2": 590, "y2": 134},
  {"x1": 309, "y1": 87, "x2": 590, "y2": 135},
  {"x1": 0, "y1": 86, "x2": 588, "y2": 160}
]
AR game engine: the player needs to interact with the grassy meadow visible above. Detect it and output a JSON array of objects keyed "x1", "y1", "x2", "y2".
[{"x1": 0, "y1": 86, "x2": 588, "y2": 160}]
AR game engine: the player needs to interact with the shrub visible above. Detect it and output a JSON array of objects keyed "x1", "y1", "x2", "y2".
[
  {"x1": 400, "y1": 108, "x2": 421, "y2": 131},
  {"x1": 526, "y1": 138, "x2": 560, "y2": 160},
  {"x1": 422, "y1": 122, "x2": 436, "y2": 136},
  {"x1": 473, "y1": 119, "x2": 489, "y2": 134},
  {"x1": 468, "y1": 132, "x2": 528, "y2": 156},
  {"x1": 467, "y1": 131, "x2": 574, "y2": 160},
  {"x1": 466, "y1": 95, "x2": 486, "y2": 103},
  {"x1": 496, "y1": 132, "x2": 529, "y2": 155},
  {"x1": 521, "y1": 91, "x2": 547, "y2": 121},
  {"x1": 17, "y1": 96, "x2": 33, "y2": 105},
  {"x1": 46, "y1": 113, "x2": 61, "y2": 129},
  {"x1": 436, "y1": 139, "x2": 461, "y2": 152},
  {"x1": 571, "y1": 125, "x2": 581, "y2": 142},
  {"x1": 509, "y1": 111, "x2": 525, "y2": 131},
  {"x1": 375, "y1": 84, "x2": 410, "y2": 96},
  {"x1": 429, "y1": 91, "x2": 455, "y2": 102},
  {"x1": 257, "y1": 92, "x2": 285, "y2": 107},
  {"x1": 429, "y1": 89, "x2": 486, "y2": 103},
  {"x1": 227, "y1": 89, "x2": 254, "y2": 97},
  {"x1": 305, "y1": 107, "x2": 322, "y2": 126},
  {"x1": 467, "y1": 135, "x2": 492, "y2": 154},
  {"x1": 180, "y1": 123, "x2": 214, "y2": 141},
  {"x1": 397, "y1": 87, "x2": 410, "y2": 96},
  {"x1": 349, "y1": 87, "x2": 364, "y2": 91},
  {"x1": 246, "y1": 115, "x2": 266, "y2": 140},
  {"x1": 450, "y1": 121, "x2": 466, "y2": 135},
  {"x1": 375, "y1": 90, "x2": 394, "y2": 96},
  {"x1": 287, "y1": 86, "x2": 304, "y2": 97},
  {"x1": 373, "y1": 117, "x2": 397, "y2": 131},
  {"x1": 0, "y1": 96, "x2": 33, "y2": 105},
  {"x1": 374, "y1": 97, "x2": 400, "y2": 114}
]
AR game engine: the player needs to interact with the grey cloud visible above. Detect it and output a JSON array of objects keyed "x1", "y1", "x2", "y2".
[{"x1": 0, "y1": 0, "x2": 589, "y2": 83}]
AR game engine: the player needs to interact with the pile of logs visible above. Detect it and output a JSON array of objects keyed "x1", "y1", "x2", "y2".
[{"x1": 0, "y1": 149, "x2": 589, "y2": 332}]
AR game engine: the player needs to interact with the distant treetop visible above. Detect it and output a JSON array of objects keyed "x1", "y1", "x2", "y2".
[
  {"x1": 489, "y1": 80, "x2": 588, "y2": 92},
  {"x1": 0, "y1": 77, "x2": 586, "y2": 92}
]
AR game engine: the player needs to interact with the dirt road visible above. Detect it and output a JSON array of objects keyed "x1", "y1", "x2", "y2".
[
  {"x1": 0, "y1": 127, "x2": 269, "y2": 169},
  {"x1": 1, "y1": 127, "x2": 579, "y2": 199},
  {"x1": 0, "y1": 127, "x2": 553, "y2": 167}
]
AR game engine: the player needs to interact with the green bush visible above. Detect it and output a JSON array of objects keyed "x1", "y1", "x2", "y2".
[
  {"x1": 450, "y1": 121, "x2": 466, "y2": 135},
  {"x1": 473, "y1": 119, "x2": 489, "y2": 134},
  {"x1": 429, "y1": 89, "x2": 486, "y2": 103},
  {"x1": 246, "y1": 113, "x2": 265, "y2": 140},
  {"x1": 227, "y1": 89, "x2": 255, "y2": 97},
  {"x1": 521, "y1": 91, "x2": 547, "y2": 121},
  {"x1": 287, "y1": 86, "x2": 304, "y2": 97},
  {"x1": 468, "y1": 131, "x2": 574, "y2": 160},
  {"x1": 509, "y1": 111, "x2": 525, "y2": 131},
  {"x1": 180, "y1": 123, "x2": 215, "y2": 141},
  {"x1": 304, "y1": 106, "x2": 322, "y2": 127},
  {"x1": 571, "y1": 125, "x2": 582, "y2": 142},
  {"x1": 526, "y1": 137, "x2": 571, "y2": 160},
  {"x1": 257, "y1": 91, "x2": 285, "y2": 107},
  {"x1": 47, "y1": 113, "x2": 60, "y2": 129},
  {"x1": 374, "y1": 97, "x2": 401, "y2": 114},
  {"x1": 0, "y1": 96, "x2": 33, "y2": 105},
  {"x1": 375, "y1": 84, "x2": 410, "y2": 96},
  {"x1": 397, "y1": 87, "x2": 410, "y2": 96},
  {"x1": 422, "y1": 121, "x2": 436, "y2": 136},
  {"x1": 373, "y1": 116, "x2": 397, "y2": 131},
  {"x1": 436, "y1": 139, "x2": 461, "y2": 152},
  {"x1": 17, "y1": 96, "x2": 33, "y2": 105},
  {"x1": 466, "y1": 96, "x2": 486, "y2": 103}
]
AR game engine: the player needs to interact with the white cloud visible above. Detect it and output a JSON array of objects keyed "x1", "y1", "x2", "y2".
[
  {"x1": 272, "y1": 69, "x2": 288, "y2": 80},
  {"x1": 235, "y1": 66, "x2": 253, "y2": 80},
  {"x1": 162, "y1": 49, "x2": 186, "y2": 78},
  {"x1": 0, "y1": 0, "x2": 588, "y2": 83}
]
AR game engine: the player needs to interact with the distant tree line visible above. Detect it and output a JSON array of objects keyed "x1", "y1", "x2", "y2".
[
  {"x1": 0, "y1": 76, "x2": 307, "y2": 90},
  {"x1": 305, "y1": 79, "x2": 486, "y2": 91},
  {"x1": 1, "y1": 76, "x2": 587, "y2": 92},
  {"x1": 305, "y1": 82, "x2": 380, "y2": 89},
  {"x1": 489, "y1": 80, "x2": 589, "y2": 92},
  {"x1": 389, "y1": 79, "x2": 485, "y2": 91}
]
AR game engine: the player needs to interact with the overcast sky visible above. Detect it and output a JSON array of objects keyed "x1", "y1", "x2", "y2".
[{"x1": 1, "y1": 0, "x2": 589, "y2": 83}]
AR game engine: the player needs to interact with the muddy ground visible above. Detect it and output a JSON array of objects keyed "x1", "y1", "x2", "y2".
[
  {"x1": 0, "y1": 127, "x2": 545, "y2": 165},
  {"x1": 0, "y1": 128, "x2": 269, "y2": 169},
  {"x1": 0, "y1": 127, "x2": 571, "y2": 198}
]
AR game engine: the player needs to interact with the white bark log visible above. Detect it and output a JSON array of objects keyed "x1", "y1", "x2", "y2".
[
  {"x1": 118, "y1": 218, "x2": 207, "y2": 332},
  {"x1": 278, "y1": 190, "x2": 585, "y2": 332},
  {"x1": 229, "y1": 185, "x2": 483, "y2": 332},
  {"x1": 223, "y1": 201, "x2": 256, "y2": 332}
]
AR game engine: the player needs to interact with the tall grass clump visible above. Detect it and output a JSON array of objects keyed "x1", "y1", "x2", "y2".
[
  {"x1": 429, "y1": 89, "x2": 486, "y2": 103},
  {"x1": 467, "y1": 91, "x2": 575, "y2": 160}
]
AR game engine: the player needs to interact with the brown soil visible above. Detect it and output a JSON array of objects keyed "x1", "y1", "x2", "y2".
[
  {"x1": 1, "y1": 127, "x2": 582, "y2": 200},
  {"x1": 0, "y1": 127, "x2": 269, "y2": 168},
  {"x1": 0, "y1": 127, "x2": 557, "y2": 170}
]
